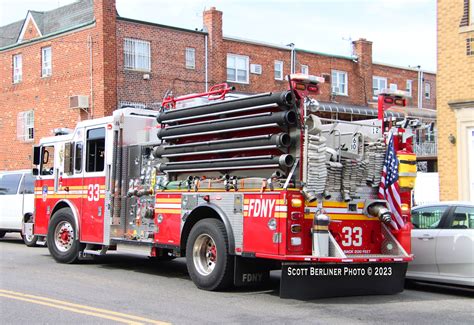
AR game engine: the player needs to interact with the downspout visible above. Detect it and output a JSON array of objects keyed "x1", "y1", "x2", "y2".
[
  {"x1": 205, "y1": 34, "x2": 208, "y2": 92},
  {"x1": 290, "y1": 44, "x2": 295, "y2": 74},
  {"x1": 419, "y1": 70, "x2": 424, "y2": 109},
  {"x1": 88, "y1": 34, "x2": 94, "y2": 119},
  {"x1": 287, "y1": 42, "x2": 295, "y2": 74}
]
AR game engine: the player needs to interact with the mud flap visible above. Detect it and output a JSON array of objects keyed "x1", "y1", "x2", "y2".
[
  {"x1": 280, "y1": 262, "x2": 408, "y2": 299},
  {"x1": 233, "y1": 256, "x2": 272, "y2": 287}
]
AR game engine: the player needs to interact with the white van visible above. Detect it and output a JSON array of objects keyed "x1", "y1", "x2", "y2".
[{"x1": 0, "y1": 170, "x2": 38, "y2": 246}]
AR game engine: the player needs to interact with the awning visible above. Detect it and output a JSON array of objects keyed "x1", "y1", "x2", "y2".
[{"x1": 318, "y1": 102, "x2": 436, "y2": 120}]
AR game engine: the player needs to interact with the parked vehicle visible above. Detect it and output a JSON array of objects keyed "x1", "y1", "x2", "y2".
[
  {"x1": 0, "y1": 170, "x2": 38, "y2": 246},
  {"x1": 407, "y1": 202, "x2": 474, "y2": 287}
]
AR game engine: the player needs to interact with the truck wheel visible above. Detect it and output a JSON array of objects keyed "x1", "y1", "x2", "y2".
[
  {"x1": 0, "y1": 231, "x2": 6, "y2": 239},
  {"x1": 186, "y1": 219, "x2": 234, "y2": 291},
  {"x1": 22, "y1": 216, "x2": 38, "y2": 247},
  {"x1": 47, "y1": 208, "x2": 84, "y2": 264}
]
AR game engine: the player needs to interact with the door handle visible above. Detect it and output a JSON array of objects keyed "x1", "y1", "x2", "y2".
[{"x1": 418, "y1": 236, "x2": 434, "y2": 240}]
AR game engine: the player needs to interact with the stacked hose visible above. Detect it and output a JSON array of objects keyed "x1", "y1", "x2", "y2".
[
  {"x1": 154, "y1": 91, "x2": 297, "y2": 174},
  {"x1": 306, "y1": 134, "x2": 328, "y2": 195},
  {"x1": 364, "y1": 140, "x2": 386, "y2": 187}
]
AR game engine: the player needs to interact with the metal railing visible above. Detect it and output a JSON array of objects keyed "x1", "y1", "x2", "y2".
[{"x1": 414, "y1": 141, "x2": 437, "y2": 157}]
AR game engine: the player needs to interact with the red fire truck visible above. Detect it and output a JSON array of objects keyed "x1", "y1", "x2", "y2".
[{"x1": 26, "y1": 75, "x2": 417, "y2": 299}]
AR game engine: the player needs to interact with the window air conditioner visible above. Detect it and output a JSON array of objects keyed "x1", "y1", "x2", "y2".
[
  {"x1": 69, "y1": 95, "x2": 89, "y2": 109},
  {"x1": 250, "y1": 64, "x2": 262, "y2": 75}
]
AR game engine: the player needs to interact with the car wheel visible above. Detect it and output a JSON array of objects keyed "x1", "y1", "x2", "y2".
[
  {"x1": 47, "y1": 208, "x2": 84, "y2": 264},
  {"x1": 186, "y1": 219, "x2": 234, "y2": 291},
  {"x1": 0, "y1": 231, "x2": 6, "y2": 239}
]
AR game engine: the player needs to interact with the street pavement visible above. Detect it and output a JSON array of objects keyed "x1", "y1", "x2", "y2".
[{"x1": 1, "y1": 233, "x2": 472, "y2": 324}]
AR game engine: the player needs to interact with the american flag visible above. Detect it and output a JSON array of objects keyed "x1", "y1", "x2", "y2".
[{"x1": 378, "y1": 134, "x2": 404, "y2": 230}]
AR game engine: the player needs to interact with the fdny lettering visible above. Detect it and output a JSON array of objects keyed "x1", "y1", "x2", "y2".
[
  {"x1": 248, "y1": 199, "x2": 276, "y2": 218},
  {"x1": 242, "y1": 273, "x2": 264, "y2": 283}
]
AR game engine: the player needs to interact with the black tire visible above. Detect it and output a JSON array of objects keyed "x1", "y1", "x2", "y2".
[
  {"x1": 47, "y1": 208, "x2": 84, "y2": 264},
  {"x1": 0, "y1": 231, "x2": 6, "y2": 239},
  {"x1": 186, "y1": 219, "x2": 234, "y2": 291},
  {"x1": 22, "y1": 215, "x2": 38, "y2": 247}
]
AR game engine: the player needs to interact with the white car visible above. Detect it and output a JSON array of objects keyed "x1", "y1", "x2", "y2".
[
  {"x1": 407, "y1": 202, "x2": 474, "y2": 287},
  {"x1": 0, "y1": 170, "x2": 38, "y2": 246}
]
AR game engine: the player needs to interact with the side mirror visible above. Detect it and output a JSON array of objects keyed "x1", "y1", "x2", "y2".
[
  {"x1": 33, "y1": 146, "x2": 41, "y2": 165},
  {"x1": 32, "y1": 168, "x2": 39, "y2": 176}
]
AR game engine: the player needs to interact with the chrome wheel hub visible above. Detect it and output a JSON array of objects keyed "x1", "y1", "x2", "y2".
[
  {"x1": 193, "y1": 233, "x2": 217, "y2": 276},
  {"x1": 54, "y1": 221, "x2": 74, "y2": 252}
]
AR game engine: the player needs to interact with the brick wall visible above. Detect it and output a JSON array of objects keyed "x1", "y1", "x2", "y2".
[
  {"x1": 437, "y1": 0, "x2": 474, "y2": 200},
  {"x1": 93, "y1": 0, "x2": 117, "y2": 117},
  {"x1": 204, "y1": 7, "x2": 226, "y2": 86},
  {"x1": 116, "y1": 19, "x2": 207, "y2": 106},
  {"x1": 0, "y1": 1, "x2": 440, "y2": 171},
  {"x1": 295, "y1": 50, "x2": 362, "y2": 105},
  {"x1": 222, "y1": 39, "x2": 292, "y2": 93},
  {"x1": 0, "y1": 0, "x2": 113, "y2": 170},
  {"x1": 372, "y1": 64, "x2": 436, "y2": 109}
]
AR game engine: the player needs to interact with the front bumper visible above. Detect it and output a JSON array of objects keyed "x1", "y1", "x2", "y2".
[{"x1": 22, "y1": 222, "x2": 34, "y2": 238}]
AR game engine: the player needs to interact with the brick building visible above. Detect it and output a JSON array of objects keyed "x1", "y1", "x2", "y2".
[
  {"x1": 0, "y1": 0, "x2": 437, "y2": 170},
  {"x1": 437, "y1": 0, "x2": 474, "y2": 201}
]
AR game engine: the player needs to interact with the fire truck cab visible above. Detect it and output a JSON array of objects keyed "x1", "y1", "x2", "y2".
[{"x1": 28, "y1": 75, "x2": 416, "y2": 299}]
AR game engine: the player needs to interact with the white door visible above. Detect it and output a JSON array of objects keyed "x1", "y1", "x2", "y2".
[
  {"x1": 436, "y1": 206, "x2": 474, "y2": 278},
  {"x1": 18, "y1": 173, "x2": 35, "y2": 220},
  {"x1": 0, "y1": 173, "x2": 23, "y2": 230},
  {"x1": 410, "y1": 205, "x2": 448, "y2": 274},
  {"x1": 469, "y1": 128, "x2": 474, "y2": 202}
]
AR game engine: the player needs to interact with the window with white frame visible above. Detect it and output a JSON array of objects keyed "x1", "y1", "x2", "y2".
[
  {"x1": 372, "y1": 76, "x2": 387, "y2": 98},
  {"x1": 331, "y1": 70, "x2": 348, "y2": 95},
  {"x1": 41, "y1": 46, "x2": 51, "y2": 77},
  {"x1": 301, "y1": 64, "x2": 309, "y2": 75},
  {"x1": 13, "y1": 54, "x2": 22, "y2": 83},
  {"x1": 226, "y1": 54, "x2": 249, "y2": 83},
  {"x1": 424, "y1": 82, "x2": 431, "y2": 99},
  {"x1": 389, "y1": 83, "x2": 398, "y2": 91},
  {"x1": 17, "y1": 110, "x2": 34, "y2": 142},
  {"x1": 406, "y1": 80, "x2": 413, "y2": 97},
  {"x1": 124, "y1": 38, "x2": 151, "y2": 71},
  {"x1": 185, "y1": 47, "x2": 196, "y2": 69},
  {"x1": 274, "y1": 60, "x2": 283, "y2": 80}
]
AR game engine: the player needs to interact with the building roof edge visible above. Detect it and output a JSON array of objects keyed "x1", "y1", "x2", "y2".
[{"x1": 117, "y1": 16, "x2": 207, "y2": 35}]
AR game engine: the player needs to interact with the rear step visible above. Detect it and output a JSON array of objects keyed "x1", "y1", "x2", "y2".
[
  {"x1": 83, "y1": 245, "x2": 108, "y2": 256},
  {"x1": 36, "y1": 240, "x2": 46, "y2": 246}
]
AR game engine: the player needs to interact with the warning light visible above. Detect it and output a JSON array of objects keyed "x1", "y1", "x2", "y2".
[
  {"x1": 295, "y1": 83, "x2": 306, "y2": 90},
  {"x1": 307, "y1": 85, "x2": 319, "y2": 92},
  {"x1": 291, "y1": 198, "x2": 303, "y2": 208},
  {"x1": 394, "y1": 98, "x2": 406, "y2": 106},
  {"x1": 203, "y1": 195, "x2": 210, "y2": 202},
  {"x1": 384, "y1": 97, "x2": 394, "y2": 104}
]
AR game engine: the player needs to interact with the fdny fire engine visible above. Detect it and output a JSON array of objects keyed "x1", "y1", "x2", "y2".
[{"x1": 26, "y1": 75, "x2": 418, "y2": 299}]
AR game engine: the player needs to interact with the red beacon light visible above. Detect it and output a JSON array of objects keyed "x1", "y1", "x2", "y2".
[
  {"x1": 377, "y1": 88, "x2": 409, "y2": 120},
  {"x1": 289, "y1": 74, "x2": 324, "y2": 96}
]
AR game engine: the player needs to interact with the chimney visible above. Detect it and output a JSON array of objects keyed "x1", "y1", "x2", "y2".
[
  {"x1": 352, "y1": 38, "x2": 373, "y2": 105},
  {"x1": 93, "y1": 0, "x2": 117, "y2": 117},
  {"x1": 203, "y1": 7, "x2": 225, "y2": 85}
]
